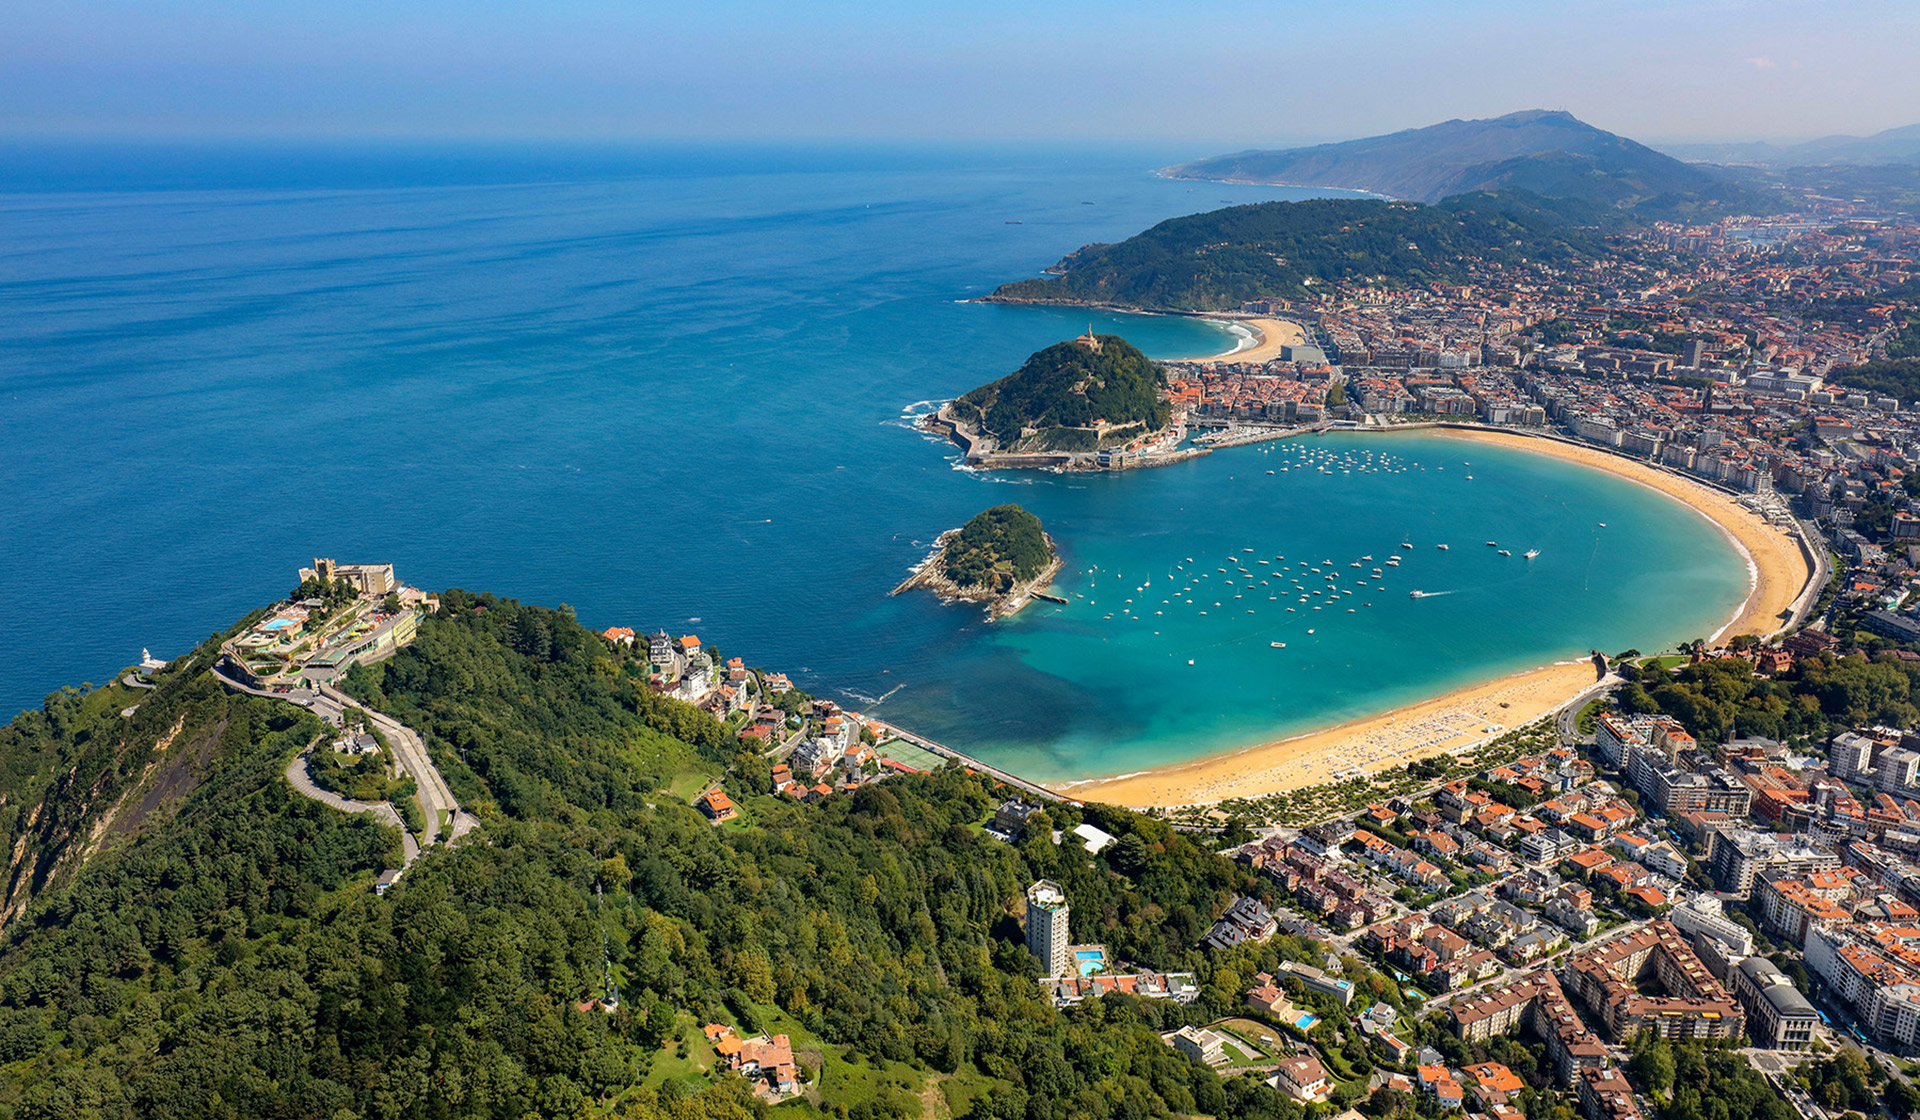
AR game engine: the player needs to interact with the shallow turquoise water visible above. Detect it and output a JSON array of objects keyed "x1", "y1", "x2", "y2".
[{"x1": 0, "y1": 142, "x2": 1747, "y2": 780}]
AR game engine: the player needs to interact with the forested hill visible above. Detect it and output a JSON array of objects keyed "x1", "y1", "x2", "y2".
[
  {"x1": 988, "y1": 194, "x2": 1603, "y2": 312},
  {"x1": 0, "y1": 590, "x2": 1339, "y2": 1120},
  {"x1": 950, "y1": 334, "x2": 1170, "y2": 450},
  {"x1": 942, "y1": 505, "x2": 1054, "y2": 592}
]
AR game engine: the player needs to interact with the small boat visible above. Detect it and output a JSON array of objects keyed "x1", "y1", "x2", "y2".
[
  {"x1": 1270, "y1": 641, "x2": 1287, "y2": 648},
  {"x1": 1436, "y1": 544, "x2": 1449, "y2": 551},
  {"x1": 1306, "y1": 629, "x2": 1315, "y2": 634},
  {"x1": 1400, "y1": 542, "x2": 1414, "y2": 550},
  {"x1": 1187, "y1": 659, "x2": 1195, "y2": 665},
  {"x1": 1266, "y1": 470, "x2": 1275, "y2": 475},
  {"x1": 1360, "y1": 555, "x2": 1373, "y2": 561},
  {"x1": 1524, "y1": 548, "x2": 1540, "y2": 559},
  {"x1": 1410, "y1": 590, "x2": 1432, "y2": 599},
  {"x1": 1498, "y1": 549, "x2": 1512, "y2": 556},
  {"x1": 1485, "y1": 541, "x2": 1497, "y2": 547}
]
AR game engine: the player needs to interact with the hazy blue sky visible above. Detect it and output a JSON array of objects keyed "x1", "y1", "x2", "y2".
[{"x1": 4, "y1": 0, "x2": 1916, "y2": 144}]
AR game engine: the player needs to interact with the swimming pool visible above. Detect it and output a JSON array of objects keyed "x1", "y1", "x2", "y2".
[
  {"x1": 1293, "y1": 1013, "x2": 1320, "y2": 1030},
  {"x1": 1075, "y1": 949, "x2": 1107, "y2": 976}
]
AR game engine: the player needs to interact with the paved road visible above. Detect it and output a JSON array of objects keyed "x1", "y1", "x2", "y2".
[
  {"x1": 214, "y1": 666, "x2": 477, "y2": 855},
  {"x1": 319, "y1": 683, "x2": 479, "y2": 843},
  {"x1": 1556, "y1": 674, "x2": 1618, "y2": 746},
  {"x1": 284, "y1": 746, "x2": 421, "y2": 865}
]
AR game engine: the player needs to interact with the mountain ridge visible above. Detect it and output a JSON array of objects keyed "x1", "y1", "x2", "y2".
[
  {"x1": 1660, "y1": 122, "x2": 1920, "y2": 167},
  {"x1": 1166, "y1": 109, "x2": 1726, "y2": 208}
]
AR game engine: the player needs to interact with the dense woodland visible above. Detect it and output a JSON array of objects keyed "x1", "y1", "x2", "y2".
[
  {"x1": 1611, "y1": 648, "x2": 1920, "y2": 744},
  {"x1": 950, "y1": 336, "x2": 1170, "y2": 449},
  {"x1": 940, "y1": 506, "x2": 1054, "y2": 592},
  {"x1": 0, "y1": 593, "x2": 1341, "y2": 1120},
  {"x1": 986, "y1": 193, "x2": 1607, "y2": 311}
]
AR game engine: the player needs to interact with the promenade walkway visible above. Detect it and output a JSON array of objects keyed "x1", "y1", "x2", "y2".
[{"x1": 863, "y1": 718, "x2": 1070, "y2": 803}]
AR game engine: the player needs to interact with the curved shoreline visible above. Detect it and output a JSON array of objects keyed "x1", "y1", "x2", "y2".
[
  {"x1": 1054, "y1": 425, "x2": 1817, "y2": 808},
  {"x1": 1190, "y1": 316, "x2": 1306, "y2": 364}
]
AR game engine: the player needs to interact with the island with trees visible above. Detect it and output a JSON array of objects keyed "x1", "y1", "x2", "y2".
[
  {"x1": 927, "y1": 331, "x2": 1194, "y2": 469},
  {"x1": 892, "y1": 503, "x2": 1064, "y2": 619}
]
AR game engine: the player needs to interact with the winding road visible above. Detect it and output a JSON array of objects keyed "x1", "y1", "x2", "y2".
[{"x1": 214, "y1": 665, "x2": 478, "y2": 868}]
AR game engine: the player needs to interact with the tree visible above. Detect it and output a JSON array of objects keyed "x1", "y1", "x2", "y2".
[{"x1": 1628, "y1": 1037, "x2": 1675, "y2": 1096}]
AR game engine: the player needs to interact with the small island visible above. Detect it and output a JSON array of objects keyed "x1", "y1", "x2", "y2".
[
  {"x1": 924, "y1": 330, "x2": 1198, "y2": 470},
  {"x1": 892, "y1": 504, "x2": 1065, "y2": 619}
]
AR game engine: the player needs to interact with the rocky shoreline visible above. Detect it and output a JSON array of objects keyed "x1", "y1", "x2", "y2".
[
  {"x1": 920, "y1": 405, "x2": 1206, "y2": 472},
  {"x1": 890, "y1": 529, "x2": 1065, "y2": 620}
]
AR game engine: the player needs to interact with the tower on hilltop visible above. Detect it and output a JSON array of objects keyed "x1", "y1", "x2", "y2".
[
  {"x1": 1026, "y1": 879, "x2": 1072, "y2": 977},
  {"x1": 1073, "y1": 325, "x2": 1103, "y2": 353}
]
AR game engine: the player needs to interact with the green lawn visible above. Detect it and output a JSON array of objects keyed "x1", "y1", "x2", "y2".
[
  {"x1": 1575, "y1": 699, "x2": 1605, "y2": 735},
  {"x1": 1215, "y1": 1017, "x2": 1281, "y2": 1059},
  {"x1": 666, "y1": 767, "x2": 725, "y2": 804},
  {"x1": 754, "y1": 1005, "x2": 930, "y2": 1115},
  {"x1": 639, "y1": 1015, "x2": 718, "y2": 1094}
]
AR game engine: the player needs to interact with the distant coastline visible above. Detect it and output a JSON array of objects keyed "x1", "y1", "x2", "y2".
[{"x1": 1055, "y1": 423, "x2": 1818, "y2": 809}]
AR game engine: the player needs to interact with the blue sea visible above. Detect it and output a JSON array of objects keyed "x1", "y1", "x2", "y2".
[{"x1": 0, "y1": 141, "x2": 1747, "y2": 781}]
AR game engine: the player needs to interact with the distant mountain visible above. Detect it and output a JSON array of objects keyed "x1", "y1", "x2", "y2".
[
  {"x1": 1167, "y1": 110, "x2": 1725, "y2": 208},
  {"x1": 1661, "y1": 123, "x2": 1920, "y2": 167}
]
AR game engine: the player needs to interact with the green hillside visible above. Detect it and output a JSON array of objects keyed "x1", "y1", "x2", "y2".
[
  {"x1": 987, "y1": 193, "x2": 1604, "y2": 312},
  {"x1": 951, "y1": 335, "x2": 1170, "y2": 450},
  {"x1": 0, "y1": 592, "x2": 1332, "y2": 1120},
  {"x1": 942, "y1": 505, "x2": 1054, "y2": 592}
]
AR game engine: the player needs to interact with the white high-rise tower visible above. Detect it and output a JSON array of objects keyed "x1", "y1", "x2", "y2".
[{"x1": 1026, "y1": 879, "x2": 1071, "y2": 977}]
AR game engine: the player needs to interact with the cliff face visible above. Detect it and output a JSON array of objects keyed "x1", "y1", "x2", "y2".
[{"x1": 0, "y1": 636, "x2": 250, "y2": 932}]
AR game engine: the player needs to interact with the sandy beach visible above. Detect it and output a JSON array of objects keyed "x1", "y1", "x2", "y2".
[
  {"x1": 1199, "y1": 316, "x2": 1306, "y2": 364},
  {"x1": 1057, "y1": 425, "x2": 1817, "y2": 808}
]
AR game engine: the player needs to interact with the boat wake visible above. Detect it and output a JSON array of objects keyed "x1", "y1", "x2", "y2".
[{"x1": 839, "y1": 683, "x2": 903, "y2": 707}]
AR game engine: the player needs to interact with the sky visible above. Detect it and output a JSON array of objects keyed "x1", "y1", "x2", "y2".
[{"x1": 3, "y1": 0, "x2": 1917, "y2": 146}]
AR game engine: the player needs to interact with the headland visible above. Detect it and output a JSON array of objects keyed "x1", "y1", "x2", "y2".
[
  {"x1": 1055, "y1": 423, "x2": 1818, "y2": 809},
  {"x1": 926, "y1": 329, "x2": 1201, "y2": 470}
]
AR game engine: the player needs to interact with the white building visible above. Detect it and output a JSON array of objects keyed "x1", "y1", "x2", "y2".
[
  {"x1": 1667, "y1": 893, "x2": 1754, "y2": 958},
  {"x1": 1168, "y1": 1025, "x2": 1229, "y2": 1066},
  {"x1": 1026, "y1": 880, "x2": 1072, "y2": 978}
]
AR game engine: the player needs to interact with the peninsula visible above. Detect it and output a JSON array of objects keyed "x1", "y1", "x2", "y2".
[
  {"x1": 926, "y1": 330, "x2": 1198, "y2": 469},
  {"x1": 892, "y1": 503, "x2": 1064, "y2": 619}
]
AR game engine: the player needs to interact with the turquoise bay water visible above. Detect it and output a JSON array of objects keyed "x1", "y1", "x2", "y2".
[{"x1": 0, "y1": 143, "x2": 1746, "y2": 781}]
